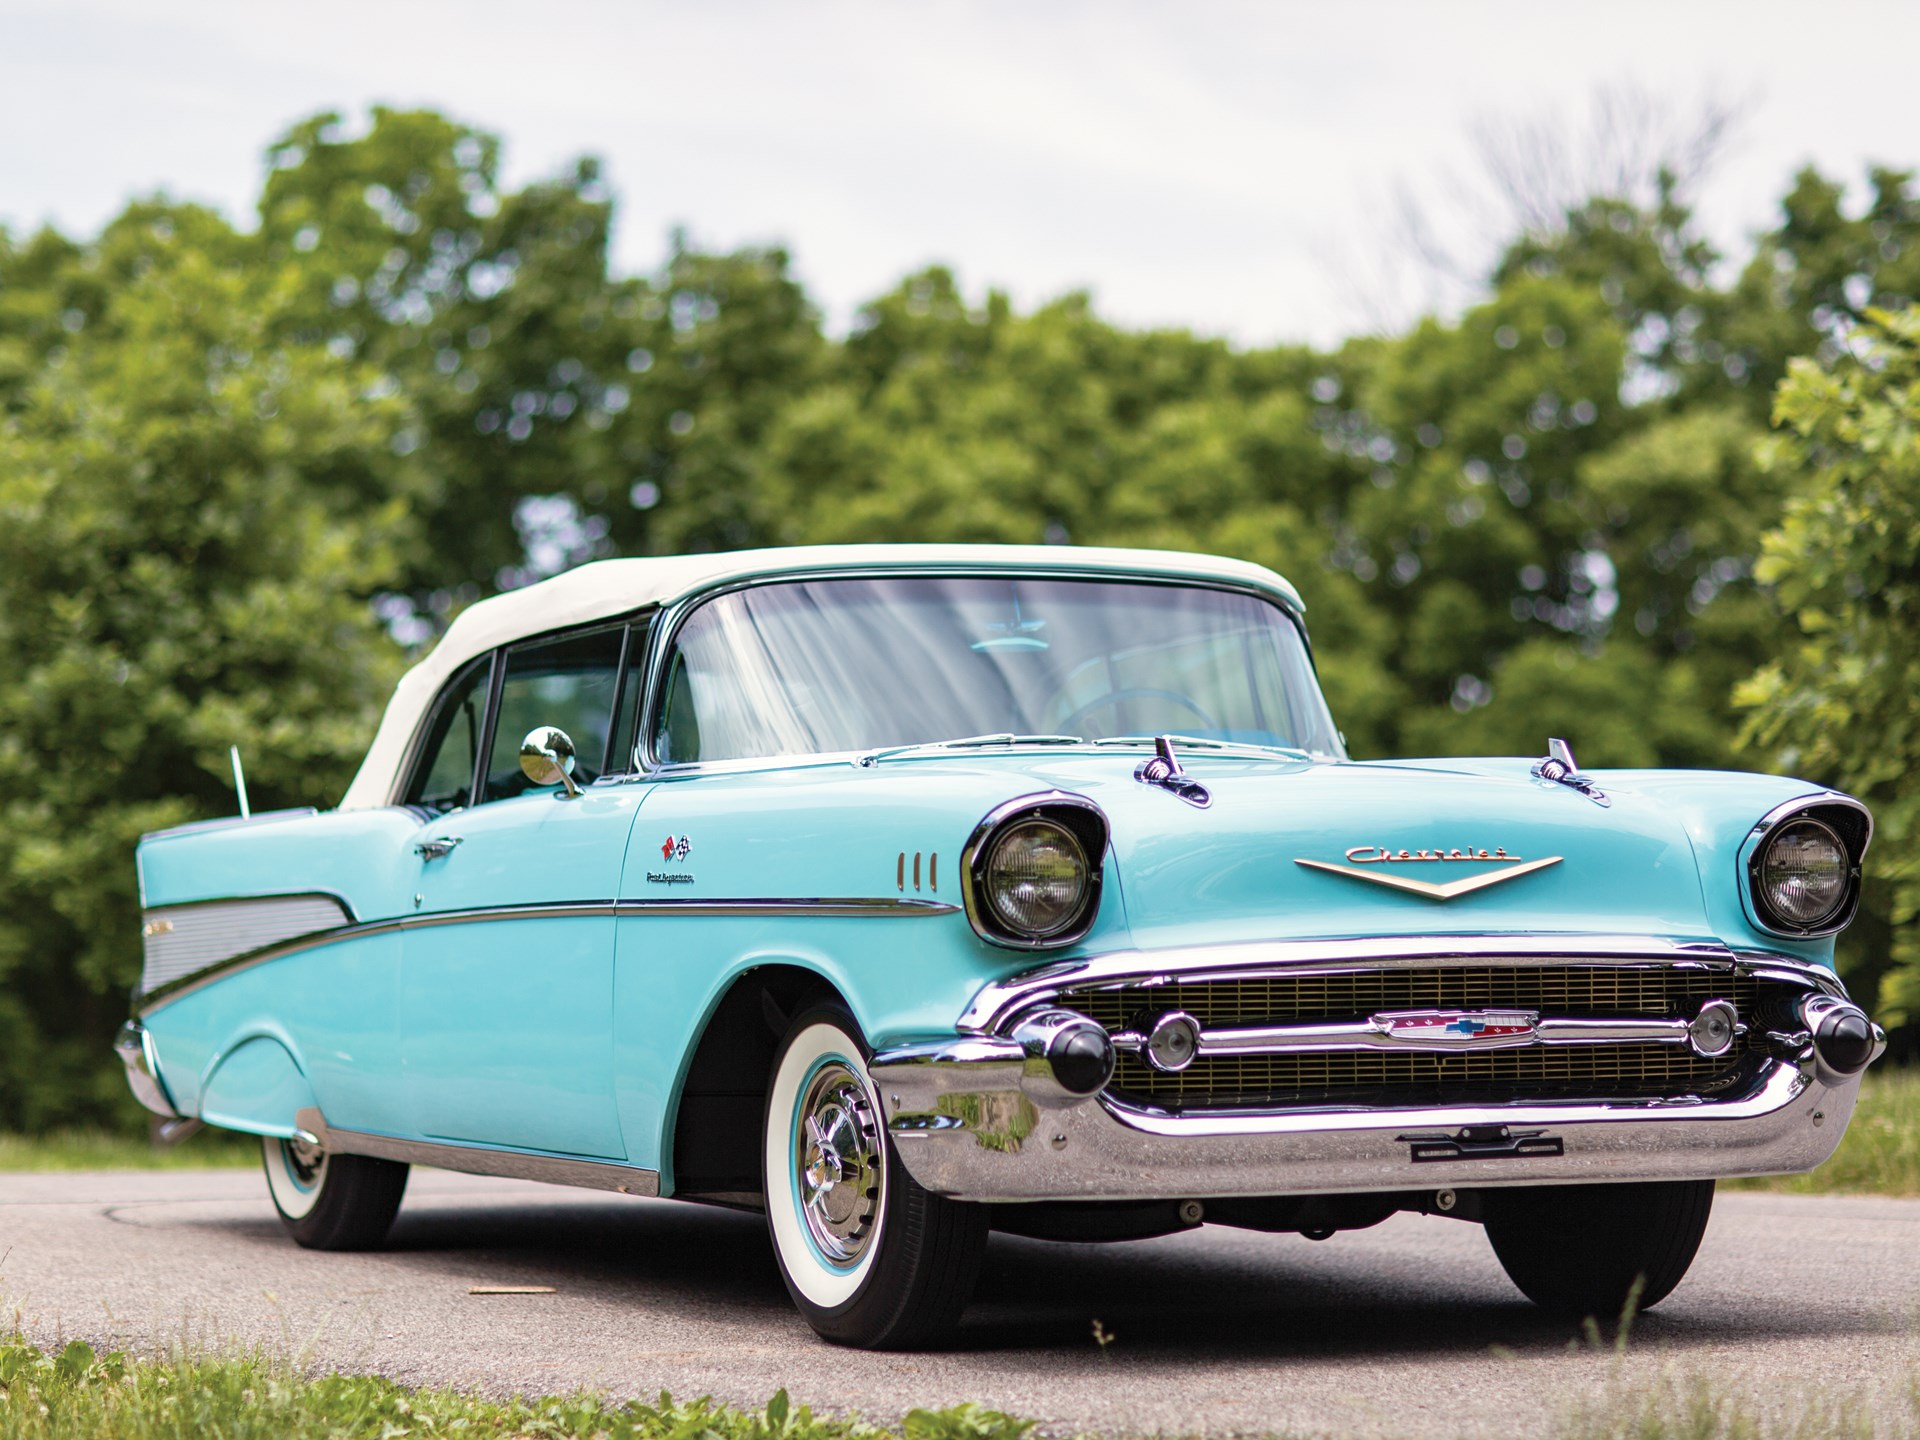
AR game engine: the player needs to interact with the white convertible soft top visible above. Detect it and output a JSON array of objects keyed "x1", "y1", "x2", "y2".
[{"x1": 338, "y1": 543, "x2": 1304, "y2": 810}]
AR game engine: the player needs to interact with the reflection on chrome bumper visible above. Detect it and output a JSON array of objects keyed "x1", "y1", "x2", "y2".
[
  {"x1": 114, "y1": 1020, "x2": 180, "y2": 1119},
  {"x1": 113, "y1": 1021, "x2": 203, "y2": 1143},
  {"x1": 869, "y1": 1044, "x2": 1863, "y2": 1202}
]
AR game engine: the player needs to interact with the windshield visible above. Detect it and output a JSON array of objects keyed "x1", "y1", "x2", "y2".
[{"x1": 652, "y1": 576, "x2": 1342, "y2": 764}]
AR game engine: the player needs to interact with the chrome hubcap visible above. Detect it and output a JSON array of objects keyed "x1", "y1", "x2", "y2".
[
  {"x1": 796, "y1": 1062, "x2": 883, "y2": 1265},
  {"x1": 285, "y1": 1135, "x2": 326, "y2": 1187}
]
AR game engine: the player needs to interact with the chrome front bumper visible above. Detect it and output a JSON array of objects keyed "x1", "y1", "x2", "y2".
[
  {"x1": 871, "y1": 1047, "x2": 1862, "y2": 1201},
  {"x1": 874, "y1": 934, "x2": 1883, "y2": 1203}
]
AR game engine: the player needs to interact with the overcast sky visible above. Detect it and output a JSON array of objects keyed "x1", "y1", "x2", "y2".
[{"x1": 5, "y1": 0, "x2": 1917, "y2": 348}]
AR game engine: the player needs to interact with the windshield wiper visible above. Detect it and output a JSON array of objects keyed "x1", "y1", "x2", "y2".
[
  {"x1": 1092, "y1": 733, "x2": 1317, "y2": 761},
  {"x1": 855, "y1": 734, "x2": 1086, "y2": 767}
]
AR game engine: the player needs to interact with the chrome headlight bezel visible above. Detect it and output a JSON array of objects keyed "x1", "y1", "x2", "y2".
[
  {"x1": 1743, "y1": 795, "x2": 1871, "y2": 939},
  {"x1": 962, "y1": 792, "x2": 1108, "y2": 949}
]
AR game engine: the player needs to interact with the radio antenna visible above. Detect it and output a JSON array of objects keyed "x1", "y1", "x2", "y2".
[{"x1": 230, "y1": 745, "x2": 251, "y2": 819}]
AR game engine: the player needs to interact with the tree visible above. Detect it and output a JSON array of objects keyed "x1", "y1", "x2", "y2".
[
  {"x1": 1737, "y1": 308, "x2": 1920, "y2": 1028},
  {"x1": 0, "y1": 212, "x2": 414, "y2": 1129},
  {"x1": 8, "y1": 104, "x2": 1920, "y2": 1131},
  {"x1": 256, "y1": 111, "x2": 826, "y2": 597}
]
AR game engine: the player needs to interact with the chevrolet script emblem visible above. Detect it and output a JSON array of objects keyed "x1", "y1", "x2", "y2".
[{"x1": 1294, "y1": 846, "x2": 1562, "y2": 900}]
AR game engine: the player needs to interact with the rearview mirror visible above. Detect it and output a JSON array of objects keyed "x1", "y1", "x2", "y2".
[{"x1": 519, "y1": 726, "x2": 583, "y2": 799}]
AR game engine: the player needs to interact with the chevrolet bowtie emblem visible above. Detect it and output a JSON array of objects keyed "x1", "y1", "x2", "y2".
[{"x1": 1294, "y1": 854, "x2": 1562, "y2": 900}]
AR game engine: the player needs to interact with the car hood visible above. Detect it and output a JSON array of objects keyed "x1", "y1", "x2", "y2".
[{"x1": 916, "y1": 750, "x2": 1815, "y2": 951}]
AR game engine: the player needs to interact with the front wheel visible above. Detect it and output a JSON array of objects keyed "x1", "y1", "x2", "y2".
[
  {"x1": 1483, "y1": 1179, "x2": 1714, "y2": 1319},
  {"x1": 763, "y1": 1008, "x2": 988, "y2": 1349},
  {"x1": 263, "y1": 1133, "x2": 409, "y2": 1251}
]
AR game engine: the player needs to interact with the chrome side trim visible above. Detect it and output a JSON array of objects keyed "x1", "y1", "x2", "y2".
[
  {"x1": 300, "y1": 1111, "x2": 660, "y2": 1196},
  {"x1": 957, "y1": 934, "x2": 1848, "y2": 1033},
  {"x1": 137, "y1": 894, "x2": 957, "y2": 1016},
  {"x1": 140, "y1": 893, "x2": 355, "y2": 995},
  {"x1": 616, "y1": 897, "x2": 959, "y2": 918}
]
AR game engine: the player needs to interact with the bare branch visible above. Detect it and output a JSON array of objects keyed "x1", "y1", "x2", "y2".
[{"x1": 1332, "y1": 81, "x2": 1756, "y2": 334}]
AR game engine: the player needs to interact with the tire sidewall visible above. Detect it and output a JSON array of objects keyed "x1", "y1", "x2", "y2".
[{"x1": 764, "y1": 1012, "x2": 891, "y2": 1316}]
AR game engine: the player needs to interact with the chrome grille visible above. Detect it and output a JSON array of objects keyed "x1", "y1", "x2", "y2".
[{"x1": 1055, "y1": 964, "x2": 1790, "y2": 1111}]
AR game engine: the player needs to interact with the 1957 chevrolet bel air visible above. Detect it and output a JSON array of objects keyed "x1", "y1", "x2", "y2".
[{"x1": 117, "y1": 544, "x2": 1886, "y2": 1348}]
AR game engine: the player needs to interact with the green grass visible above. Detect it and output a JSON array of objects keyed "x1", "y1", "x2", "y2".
[
  {"x1": 0, "y1": 1339, "x2": 1037, "y2": 1440},
  {"x1": 6, "y1": 1335, "x2": 1920, "y2": 1440},
  {"x1": 1730, "y1": 1064, "x2": 1920, "y2": 1197},
  {"x1": 0, "y1": 1127, "x2": 257, "y2": 1171},
  {"x1": 1554, "y1": 1366, "x2": 1920, "y2": 1439}
]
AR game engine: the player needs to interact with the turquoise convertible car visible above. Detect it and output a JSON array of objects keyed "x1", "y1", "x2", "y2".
[{"x1": 118, "y1": 545, "x2": 1885, "y2": 1347}]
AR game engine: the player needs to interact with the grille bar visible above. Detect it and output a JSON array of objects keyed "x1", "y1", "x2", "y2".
[
  {"x1": 1111, "y1": 1011, "x2": 1701, "y2": 1059},
  {"x1": 1052, "y1": 962, "x2": 1803, "y2": 1111}
]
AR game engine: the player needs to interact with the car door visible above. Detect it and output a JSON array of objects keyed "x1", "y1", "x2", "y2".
[{"x1": 400, "y1": 622, "x2": 650, "y2": 1160}]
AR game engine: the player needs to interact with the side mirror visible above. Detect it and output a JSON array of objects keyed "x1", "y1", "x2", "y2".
[{"x1": 519, "y1": 726, "x2": 583, "y2": 799}]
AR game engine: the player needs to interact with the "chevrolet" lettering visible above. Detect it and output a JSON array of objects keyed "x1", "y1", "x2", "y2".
[{"x1": 1345, "y1": 846, "x2": 1519, "y2": 864}]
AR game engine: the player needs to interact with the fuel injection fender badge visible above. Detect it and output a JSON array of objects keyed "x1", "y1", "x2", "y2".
[{"x1": 1294, "y1": 853, "x2": 1562, "y2": 900}]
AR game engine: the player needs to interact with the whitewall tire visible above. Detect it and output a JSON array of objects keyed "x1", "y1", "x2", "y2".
[
  {"x1": 762, "y1": 1007, "x2": 988, "y2": 1349},
  {"x1": 261, "y1": 1134, "x2": 410, "y2": 1251},
  {"x1": 264, "y1": 1134, "x2": 328, "y2": 1219}
]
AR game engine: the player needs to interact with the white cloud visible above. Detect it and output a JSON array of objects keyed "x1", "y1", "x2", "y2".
[{"x1": 3, "y1": 0, "x2": 1916, "y2": 345}]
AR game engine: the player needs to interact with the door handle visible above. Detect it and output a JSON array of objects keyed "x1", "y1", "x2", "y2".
[{"x1": 413, "y1": 835, "x2": 464, "y2": 861}]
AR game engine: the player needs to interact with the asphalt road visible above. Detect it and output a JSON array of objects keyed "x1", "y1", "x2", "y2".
[{"x1": 3, "y1": 1167, "x2": 1916, "y2": 1438}]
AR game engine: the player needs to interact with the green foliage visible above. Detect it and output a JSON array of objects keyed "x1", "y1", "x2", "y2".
[
  {"x1": 0, "y1": 202, "x2": 414, "y2": 1129},
  {"x1": 253, "y1": 109, "x2": 825, "y2": 594},
  {"x1": 0, "y1": 1340, "x2": 1028, "y2": 1440},
  {"x1": 1739, "y1": 309, "x2": 1920, "y2": 1027},
  {"x1": 6, "y1": 105, "x2": 1920, "y2": 1131},
  {"x1": 1729, "y1": 1066, "x2": 1920, "y2": 1196}
]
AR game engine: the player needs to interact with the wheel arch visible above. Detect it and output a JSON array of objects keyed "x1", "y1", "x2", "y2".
[
  {"x1": 663, "y1": 963, "x2": 850, "y2": 1200},
  {"x1": 197, "y1": 1032, "x2": 317, "y2": 1139}
]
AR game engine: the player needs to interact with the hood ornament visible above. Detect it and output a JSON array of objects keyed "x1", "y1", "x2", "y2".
[
  {"x1": 1534, "y1": 737, "x2": 1610, "y2": 807},
  {"x1": 1134, "y1": 736, "x2": 1212, "y2": 808},
  {"x1": 1296, "y1": 851, "x2": 1562, "y2": 900}
]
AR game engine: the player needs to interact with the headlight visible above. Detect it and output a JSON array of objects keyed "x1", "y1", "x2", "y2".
[
  {"x1": 1744, "y1": 799, "x2": 1869, "y2": 938},
  {"x1": 963, "y1": 793, "x2": 1108, "y2": 948},
  {"x1": 1757, "y1": 818, "x2": 1849, "y2": 929},
  {"x1": 985, "y1": 820, "x2": 1087, "y2": 938}
]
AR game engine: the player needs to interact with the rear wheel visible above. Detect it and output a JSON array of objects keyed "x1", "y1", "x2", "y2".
[
  {"x1": 762, "y1": 1008, "x2": 988, "y2": 1349},
  {"x1": 1484, "y1": 1179, "x2": 1714, "y2": 1319},
  {"x1": 262, "y1": 1134, "x2": 409, "y2": 1251}
]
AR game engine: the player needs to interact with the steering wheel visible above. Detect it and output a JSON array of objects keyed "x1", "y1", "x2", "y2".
[{"x1": 1058, "y1": 687, "x2": 1218, "y2": 736}]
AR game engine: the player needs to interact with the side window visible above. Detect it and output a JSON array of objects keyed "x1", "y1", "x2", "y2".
[
  {"x1": 482, "y1": 628, "x2": 626, "y2": 801},
  {"x1": 405, "y1": 658, "x2": 493, "y2": 812},
  {"x1": 656, "y1": 648, "x2": 703, "y2": 763},
  {"x1": 604, "y1": 617, "x2": 654, "y2": 775}
]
